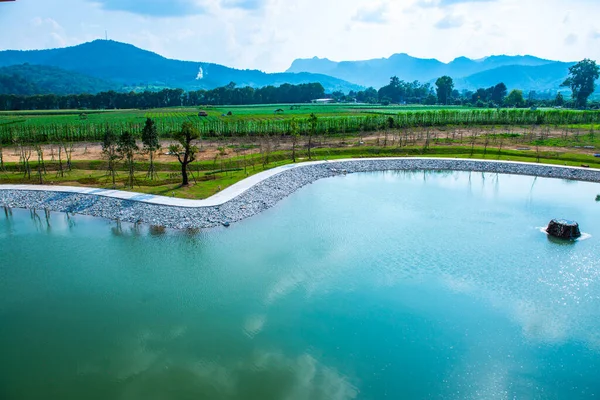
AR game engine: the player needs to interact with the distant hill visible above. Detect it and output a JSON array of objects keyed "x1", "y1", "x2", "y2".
[
  {"x1": 0, "y1": 41, "x2": 585, "y2": 95},
  {"x1": 0, "y1": 64, "x2": 120, "y2": 95},
  {"x1": 287, "y1": 53, "x2": 573, "y2": 91},
  {"x1": 456, "y1": 62, "x2": 575, "y2": 92},
  {"x1": 0, "y1": 40, "x2": 362, "y2": 93}
]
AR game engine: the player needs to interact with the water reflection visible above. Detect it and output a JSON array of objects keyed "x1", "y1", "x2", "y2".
[
  {"x1": 2, "y1": 171, "x2": 600, "y2": 399},
  {"x1": 546, "y1": 234, "x2": 578, "y2": 246}
]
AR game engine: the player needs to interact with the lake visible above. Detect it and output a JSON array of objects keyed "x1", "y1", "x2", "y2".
[{"x1": 1, "y1": 170, "x2": 600, "y2": 399}]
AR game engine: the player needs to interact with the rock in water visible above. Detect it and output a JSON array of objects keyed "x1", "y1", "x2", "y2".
[{"x1": 546, "y1": 219, "x2": 582, "y2": 240}]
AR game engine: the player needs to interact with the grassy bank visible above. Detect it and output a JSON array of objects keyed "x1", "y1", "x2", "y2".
[{"x1": 2, "y1": 145, "x2": 599, "y2": 200}]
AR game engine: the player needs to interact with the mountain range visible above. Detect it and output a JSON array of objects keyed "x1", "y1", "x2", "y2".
[
  {"x1": 287, "y1": 54, "x2": 576, "y2": 92},
  {"x1": 0, "y1": 40, "x2": 584, "y2": 96},
  {"x1": 0, "y1": 40, "x2": 362, "y2": 95}
]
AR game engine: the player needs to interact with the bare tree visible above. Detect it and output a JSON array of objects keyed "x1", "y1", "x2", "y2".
[
  {"x1": 0, "y1": 143, "x2": 5, "y2": 173},
  {"x1": 261, "y1": 135, "x2": 272, "y2": 168},
  {"x1": 62, "y1": 142, "x2": 74, "y2": 171},
  {"x1": 290, "y1": 118, "x2": 299, "y2": 163},
  {"x1": 469, "y1": 132, "x2": 477, "y2": 157},
  {"x1": 102, "y1": 128, "x2": 120, "y2": 188},
  {"x1": 497, "y1": 134, "x2": 505, "y2": 159},
  {"x1": 308, "y1": 113, "x2": 317, "y2": 160},
  {"x1": 34, "y1": 144, "x2": 47, "y2": 173},
  {"x1": 56, "y1": 145, "x2": 64, "y2": 178},
  {"x1": 18, "y1": 142, "x2": 32, "y2": 179},
  {"x1": 483, "y1": 133, "x2": 490, "y2": 157},
  {"x1": 118, "y1": 131, "x2": 139, "y2": 188}
]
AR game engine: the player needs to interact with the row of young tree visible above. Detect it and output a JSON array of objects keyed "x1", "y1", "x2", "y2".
[
  {"x1": 0, "y1": 82, "x2": 326, "y2": 111},
  {"x1": 6, "y1": 117, "x2": 197, "y2": 188},
  {"x1": 101, "y1": 118, "x2": 198, "y2": 188},
  {"x1": 99, "y1": 115, "x2": 319, "y2": 188}
]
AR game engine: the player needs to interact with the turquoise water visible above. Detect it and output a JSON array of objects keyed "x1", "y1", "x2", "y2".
[{"x1": 2, "y1": 171, "x2": 600, "y2": 400}]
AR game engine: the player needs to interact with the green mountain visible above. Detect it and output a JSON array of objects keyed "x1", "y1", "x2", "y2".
[
  {"x1": 0, "y1": 40, "x2": 362, "y2": 93},
  {"x1": 287, "y1": 53, "x2": 571, "y2": 90},
  {"x1": 0, "y1": 64, "x2": 120, "y2": 95},
  {"x1": 456, "y1": 62, "x2": 575, "y2": 92}
]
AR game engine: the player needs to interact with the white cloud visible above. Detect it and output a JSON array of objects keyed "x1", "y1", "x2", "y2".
[
  {"x1": 564, "y1": 33, "x2": 578, "y2": 46},
  {"x1": 88, "y1": 0, "x2": 207, "y2": 17},
  {"x1": 352, "y1": 3, "x2": 389, "y2": 24},
  {"x1": 83, "y1": 325, "x2": 359, "y2": 400},
  {"x1": 435, "y1": 14, "x2": 465, "y2": 29},
  {"x1": 0, "y1": 0, "x2": 598, "y2": 72}
]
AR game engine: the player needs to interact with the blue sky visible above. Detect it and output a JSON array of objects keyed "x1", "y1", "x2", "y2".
[{"x1": 0, "y1": 0, "x2": 598, "y2": 72}]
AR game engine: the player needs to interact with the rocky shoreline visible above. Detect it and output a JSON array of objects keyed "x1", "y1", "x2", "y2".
[{"x1": 2, "y1": 158, "x2": 600, "y2": 229}]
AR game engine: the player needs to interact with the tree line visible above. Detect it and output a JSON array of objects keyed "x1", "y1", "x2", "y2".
[
  {"x1": 332, "y1": 60, "x2": 600, "y2": 109},
  {"x1": 433, "y1": 59, "x2": 599, "y2": 109},
  {"x1": 0, "y1": 59, "x2": 597, "y2": 111},
  {"x1": 0, "y1": 82, "x2": 326, "y2": 111}
]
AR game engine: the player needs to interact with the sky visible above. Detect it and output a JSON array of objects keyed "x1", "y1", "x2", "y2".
[{"x1": 0, "y1": 0, "x2": 599, "y2": 72}]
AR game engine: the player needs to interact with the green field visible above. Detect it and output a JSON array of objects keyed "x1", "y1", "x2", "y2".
[{"x1": 1, "y1": 104, "x2": 600, "y2": 144}]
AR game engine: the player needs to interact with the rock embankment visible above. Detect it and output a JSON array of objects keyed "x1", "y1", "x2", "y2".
[{"x1": 2, "y1": 159, "x2": 600, "y2": 229}]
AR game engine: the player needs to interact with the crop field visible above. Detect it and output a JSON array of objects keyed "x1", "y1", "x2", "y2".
[{"x1": 1, "y1": 104, "x2": 600, "y2": 144}]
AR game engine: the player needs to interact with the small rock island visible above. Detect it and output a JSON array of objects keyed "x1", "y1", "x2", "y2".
[{"x1": 546, "y1": 219, "x2": 582, "y2": 240}]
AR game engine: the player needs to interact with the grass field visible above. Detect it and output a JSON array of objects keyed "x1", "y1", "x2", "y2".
[{"x1": 2, "y1": 104, "x2": 600, "y2": 144}]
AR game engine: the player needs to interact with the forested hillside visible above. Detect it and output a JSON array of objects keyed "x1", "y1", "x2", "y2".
[
  {"x1": 0, "y1": 64, "x2": 119, "y2": 95},
  {"x1": 0, "y1": 40, "x2": 361, "y2": 93}
]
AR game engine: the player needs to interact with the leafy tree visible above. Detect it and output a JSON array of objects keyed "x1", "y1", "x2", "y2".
[
  {"x1": 118, "y1": 130, "x2": 138, "y2": 188},
  {"x1": 435, "y1": 76, "x2": 454, "y2": 105},
  {"x1": 330, "y1": 91, "x2": 345, "y2": 102},
  {"x1": 357, "y1": 87, "x2": 378, "y2": 104},
  {"x1": 141, "y1": 118, "x2": 160, "y2": 179},
  {"x1": 491, "y1": 83, "x2": 508, "y2": 105},
  {"x1": 378, "y1": 77, "x2": 431, "y2": 104},
  {"x1": 527, "y1": 91, "x2": 537, "y2": 107},
  {"x1": 425, "y1": 93, "x2": 437, "y2": 105},
  {"x1": 561, "y1": 59, "x2": 600, "y2": 108},
  {"x1": 471, "y1": 88, "x2": 489, "y2": 103},
  {"x1": 169, "y1": 122, "x2": 199, "y2": 186},
  {"x1": 102, "y1": 128, "x2": 120, "y2": 188},
  {"x1": 555, "y1": 92, "x2": 565, "y2": 107},
  {"x1": 505, "y1": 89, "x2": 525, "y2": 108},
  {"x1": 0, "y1": 82, "x2": 328, "y2": 111}
]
